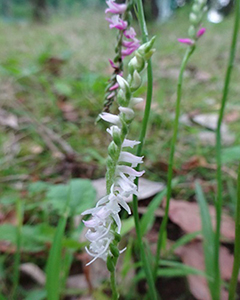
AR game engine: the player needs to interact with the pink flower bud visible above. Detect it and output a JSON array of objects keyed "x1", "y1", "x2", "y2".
[
  {"x1": 178, "y1": 38, "x2": 194, "y2": 45},
  {"x1": 197, "y1": 27, "x2": 206, "y2": 38}
]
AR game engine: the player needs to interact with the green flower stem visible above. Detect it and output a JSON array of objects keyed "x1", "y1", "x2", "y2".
[
  {"x1": 229, "y1": 165, "x2": 240, "y2": 300},
  {"x1": 215, "y1": 1, "x2": 240, "y2": 296},
  {"x1": 132, "y1": 1, "x2": 158, "y2": 299},
  {"x1": 110, "y1": 269, "x2": 119, "y2": 300},
  {"x1": 153, "y1": 46, "x2": 195, "y2": 281}
]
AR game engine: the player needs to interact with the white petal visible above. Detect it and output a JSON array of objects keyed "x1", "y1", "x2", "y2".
[
  {"x1": 116, "y1": 75, "x2": 129, "y2": 92},
  {"x1": 112, "y1": 213, "x2": 121, "y2": 233},
  {"x1": 117, "y1": 165, "x2": 145, "y2": 177},
  {"x1": 96, "y1": 195, "x2": 109, "y2": 207},
  {"x1": 119, "y1": 106, "x2": 134, "y2": 120},
  {"x1": 122, "y1": 139, "x2": 140, "y2": 148},
  {"x1": 117, "y1": 196, "x2": 131, "y2": 214},
  {"x1": 119, "y1": 151, "x2": 143, "y2": 167},
  {"x1": 106, "y1": 125, "x2": 121, "y2": 137},
  {"x1": 100, "y1": 112, "x2": 121, "y2": 126},
  {"x1": 130, "y1": 97, "x2": 143, "y2": 106}
]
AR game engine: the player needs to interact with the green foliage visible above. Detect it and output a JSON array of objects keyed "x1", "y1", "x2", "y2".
[
  {"x1": 195, "y1": 182, "x2": 217, "y2": 300},
  {"x1": 221, "y1": 146, "x2": 240, "y2": 164},
  {"x1": 46, "y1": 179, "x2": 96, "y2": 216}
]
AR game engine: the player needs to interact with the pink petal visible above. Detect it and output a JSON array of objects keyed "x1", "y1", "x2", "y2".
[
  {"x1": 197, "y1": 27, "x2": 206, "y2": 38},
  {"x1": 178, "y1": 38, "x2": 194, "y2": 45},
  {"x1": 109, "y1": 82, "x2": 119, "y2": 91}
]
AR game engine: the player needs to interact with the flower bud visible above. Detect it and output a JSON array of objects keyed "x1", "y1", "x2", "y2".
[
  {"x1": 188, "y1": 25, "x2": 196, "y2": 39},
  {"x1": 108, "y1": 141, "x2": 119, "y2": 161},
  {"x1": 114, "y1": 232, "x2": 121, "y2": 243},
  {"x1": 130, "y1": 70, "x2": 142, "y2": 91},
  {"x1": 128, "y1": 54, "x2": 145, "y2": 74},
  {"x1": 110, "y1": 243, "x2": 120, "y2": 258},
  {"x1": 189, "y1": 13, "x2": 198, "y2": 25},
  {"x1": 137, "y1": 36, "x2": 156, "y2": 58},
  {"x1": 106, "y1": 156, "x2": 115, "y2": 169},
  {"x1": 117, "y1": 89, "x2": 128, "y2": 106},
  {"x1": 192, "y1": 3, "x2": 201, "y2": 13},
  {"x1": 107, "y1": 255, "x2": 115, "y2": 272},
  {"x1": 112, "y1": 128, "x2": 122, "y2": 147}
]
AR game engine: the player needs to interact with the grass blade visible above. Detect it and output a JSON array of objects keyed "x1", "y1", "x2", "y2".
[
  {"x1": 195, "y1": 181, "x2": 217, "y2": 299},
  {"x1": 167, "y1": 231, "x2": 201, "y2": 255},
  {"x1": 229, "y1": 165, "x2": 240, "y2": 300},
  {"x1": 46, "y1": 215, "x2": 68, "y2": 300},
  {"x1": 140, "y1": 189, "x2": 166, "y2": 236}
]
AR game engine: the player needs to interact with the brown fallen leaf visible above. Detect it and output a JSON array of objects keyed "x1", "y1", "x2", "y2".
[
  {"x1": 165, "y1": 199, "x2": 235, "y2": 241},
  {"x1": 57, "y1": 101, "x2": 79, "y2": 122},
  {"x1": 224, "y1": 111, "x2": 240, "y2": 123},
  {"x1": 0, "y1": 207, "x2": 17, "y2": 225},
  {"x1": 0, "y1": 108, "x2": 19, "y2": 129},
  {"x1": 175, "y1": 242, "x2": 235, "y2": 300},
  {"x1": 181, "y1": 155, "x2": 207, "y2": 171}
]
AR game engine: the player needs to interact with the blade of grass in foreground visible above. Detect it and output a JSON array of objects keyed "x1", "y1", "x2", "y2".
[
  {"x1": 228, "y1": 165, "x2": 240, "y2": 300},
  {"x1": 215, "y1": 0, "x2": 240, "y2": 297},
  {"x1": 195, "y1": 182, "x2": 217, "y2": 300},
  {"x1": 46, "y1": 186, "x2": 71, "y2": 300},
  {"x1": 46, "y1": 215, "x2": 68, "y2": 300},
  {"x1": 11, "y1": 198, "x2": 23, "y2": 300}
]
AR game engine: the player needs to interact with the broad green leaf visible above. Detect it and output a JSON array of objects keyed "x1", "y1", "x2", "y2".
[
  {"x1": 46, "y1": 179, "x2": 96, "y2": 216},
  {"x1": 221, "y1": 146, "x2": 240, "y2": 163},
  {"x1": 28, "y1": 181, "x2": 50, "y2": 195}
]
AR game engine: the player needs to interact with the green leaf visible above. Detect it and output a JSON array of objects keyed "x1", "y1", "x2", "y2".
[
  {"x1": 195, "y1": 182, "x2": 215, "y2": 298},
  {"x1": 121, "y1": 217, "x2": 135, "y2": 236},
  {"x1": 46, "y1": 179, "x2": 96, "y2": 216},
  {"x1": 140, "y1": 188, "x2": 166, "y2": 235},
  {"x1": 46, "y1": 216, "x2": 67, "y2": 300},
  {"x1": 135, "y1": 260, "x2": 208, "y2": 281},
  {"x1": 221, "y1": 146, "x2": 240, "y2": 163},
  {"x1": 28, "y1": 181, "x2": 50, "y2": 195},
  {"x1": 24, "y1": 289, "x2": 46, "y2": 300},
  {"x1": 168, "y1": 231, "x2": 201, "y2": 254}
]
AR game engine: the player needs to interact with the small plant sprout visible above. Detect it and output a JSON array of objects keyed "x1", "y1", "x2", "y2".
[
  {"x1": 82, "y1": 37, "x2": 155, "y2": 298},
  {"x1": 103, "y1": 0, "x2": 140, "y2": 113}
]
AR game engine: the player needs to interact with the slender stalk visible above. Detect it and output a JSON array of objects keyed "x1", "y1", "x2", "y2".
[
  {"x1": 215, "y1": 1, "x2": 240, "y2": 297},
  {"x1": 153, "y1": 46, "x2": 195, "y2": 280},
  {"x1": 132, "y1": 1, "x2": 158, "y2": 299},
  {"x1": 110, "y1": 269, "x2": 119, "y2": 300},
  {"x1": 11, "y1": 198, "x2": 23, "y2": 300},
  {"x1": 229, "y1": 165, "x2": 240, "y2": 300}
]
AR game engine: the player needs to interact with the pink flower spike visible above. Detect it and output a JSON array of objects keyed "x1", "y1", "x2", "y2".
[
  {"x1": 178, "y1": 38, "x2": 194, "y2": 45},
  {"x1": 124, "y1": 27, "x2": 137, "y2": 39},
  {"x1": 107, "y1": 15, "x2": 128, "y2": 30},
  {"x1": 109, "y1": 83, "x2": 119, "y2": 91},
  {"x1": 197, "y1": 27, "x2": 206, "y2": 38},
  {"x1": 105, "y1": 0, "x2": 127, "y2": 14}
]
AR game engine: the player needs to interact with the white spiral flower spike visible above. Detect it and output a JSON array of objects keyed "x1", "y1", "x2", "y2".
[{"x1": 82, "y1": 37, "x2": 155, "y2": 265}]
